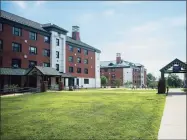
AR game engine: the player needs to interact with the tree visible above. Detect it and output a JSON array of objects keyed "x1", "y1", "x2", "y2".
[
  {"x1": 124, "y1": 81, "x2": 133, "y2": 88},
  {"x1": 114, "y1": 79, "x2": 122, "y2": 88},
  {"x1": 101, "y1": 76, "x2": 108, "y2": 87},
  {"x1": 147, "y1": 73, "x2": 157, "y2": 88},
  {"x1": 166, "y1": 74, "x2": 183, "y2": 88}
]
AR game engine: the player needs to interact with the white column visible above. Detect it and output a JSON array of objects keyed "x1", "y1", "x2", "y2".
[
  {"x1": 65, "y1": 78, "x2": 69, "y2": 87},
  {"x1": 74, "y1": 78, "x2": 77, "y2": 86}
]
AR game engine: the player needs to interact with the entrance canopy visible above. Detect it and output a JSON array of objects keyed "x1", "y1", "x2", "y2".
[{"x1": 160, "y1": 58, "x2": 186, "y2": 74}]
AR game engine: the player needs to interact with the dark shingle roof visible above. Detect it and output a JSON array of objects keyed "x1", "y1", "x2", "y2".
[
  {"x1": 0, "y1": 68, "x2": 28, "y2": 75},
  {"x1": 66, "y1": 37, "x2": 101, "y2": 53},
  {"x1": 34, "y1": 66, "x2": 61, "y2": 76},
  {"x1": 1, "y1": 10, "x2": 48, "y2": 32},
  {"x1": 100, "y1": 60, "x2": 144, "y2": 68}
]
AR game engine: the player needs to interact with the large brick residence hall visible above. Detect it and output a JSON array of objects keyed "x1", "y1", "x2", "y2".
[
  {"x1": 100, "y1": 53, "x2": 147, "y2": 87},
  {"x1": 0, "y1": 10, "x2": 101, "y2": 89}
]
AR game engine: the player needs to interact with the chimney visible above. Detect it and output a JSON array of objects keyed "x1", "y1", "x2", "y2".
[
  {"x1": 72, "y1": 26, "x2": 80, "y2": 41},
  {"x1": 116, "y1": 53, "x2": 121, "y2": 64}
]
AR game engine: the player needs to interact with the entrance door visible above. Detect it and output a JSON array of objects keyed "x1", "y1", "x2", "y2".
[
  {"x1": 29, "y1": 75, "x2": 37, "y2": 87},
  {"x1": 76, "y1": 78, "x2": 79, "y2": 86},
  {"x1": 68, "y1": 78, "x2": 74, "y2": 86}
]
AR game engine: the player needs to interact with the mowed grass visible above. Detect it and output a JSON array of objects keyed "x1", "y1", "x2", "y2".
[{"x1": 1, "y1": 89, "x2": 165, "y2": 140}]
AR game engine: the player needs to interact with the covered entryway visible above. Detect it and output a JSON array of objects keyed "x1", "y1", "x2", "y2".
[{"x1": 158, "y1": 58, "x2": 186, "y2": 94}]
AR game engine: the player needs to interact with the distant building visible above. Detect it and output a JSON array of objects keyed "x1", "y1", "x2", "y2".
[{"x1": 100, "y1": 53, "x2": 147, "y2": 87}]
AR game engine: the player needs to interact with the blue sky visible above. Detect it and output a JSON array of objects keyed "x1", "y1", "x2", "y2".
[{"x1": 2, "y1": 1, "x2": 186, "y2": 79}]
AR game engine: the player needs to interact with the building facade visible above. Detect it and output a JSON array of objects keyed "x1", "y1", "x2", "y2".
[
  {"x1": 0, "y1": 10, "x2": 101, "y2": 89},
  {"x1": 100, "y1": 53, "x2": 147, "y2": 87}
]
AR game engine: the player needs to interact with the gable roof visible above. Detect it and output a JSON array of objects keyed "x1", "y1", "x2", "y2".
[
  {"x1": 100, "y1": 60, "x2": 144, "y2": 68},
  {"x1": 160, "y1": 58, "x2": 186, "y2": 72},
  {"x1": 1, "y1": 10, "x2": 48, "y2": 33},
  {"x1": 66, "y1": 37, "x2": 101, "y2": 53},
  {"x1": 27, "y1": 66, "x2": 76, "y2": 77}
]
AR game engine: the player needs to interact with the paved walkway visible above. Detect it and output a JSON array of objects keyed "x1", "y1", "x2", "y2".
[{"x1": 158, "y1": 88, "x2": 186, "y2": 139}]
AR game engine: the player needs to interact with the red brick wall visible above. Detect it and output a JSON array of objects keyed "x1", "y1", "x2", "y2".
[
  {"x1": 100, "y1": 67, "x2": 123, "y2": 86},
  {"x1": 65, "y1": 44, "x2": 95, "y2": 78},
  {"x1": 132, "y1": 69, "x2": 141, "y2": 87},
  {"x1": 0, "y1": 23, "x2": 50, "y2": 68}
]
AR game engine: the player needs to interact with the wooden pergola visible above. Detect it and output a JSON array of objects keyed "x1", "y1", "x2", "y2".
[{"x1": 158, "y1": 58, "x2": 187, "y2": 94}]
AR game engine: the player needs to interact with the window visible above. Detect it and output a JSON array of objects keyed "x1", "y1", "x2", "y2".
[
  {"x1": 104, "y1": 69, "x2": 108, "y2": 72},
  {"x1": 56, "y1": 51, "x2": 59, "y2": 58},
  {"x1": 56, "y1": 64, "x2": 59, "y2": 71},
  {"x1": 111, "y1": 74, "x2": 116, "y2": 79},
  {"x1": 84, "y1": 49, "x2": 88, "y2": 55},
  {"x1": 84, "y1": 79, "x2": 89, "y2": 84},
  {"x1": 77, "y1": 68, "x2": 81, "y2": 73},
  {"x1": 44, "y1": 36, "x2": 50, "y2": 43},
  {"x1": 84, "y1": 68, "x2": 88, "y2": 74},
  {"x1": 13, "y1": 27, "x2": 21, "y2": 36},
  {"x1": 111, "y1": 68, "x2": 115, "y2": 72},
  {"x1": 0, "y1": 40, "x2": 3, "y2": 52},
  {"x1": 56, "y1": 77, "x2": 59, "y2": 84},
  {"x1": 0, "y1": 56, "x2": 2, "y2": 67},
  {"x1": 68, "y1": 56, "x2": 73, "y2": 62},
  {"x1": 29, "y1": 32, "x2": 37, "y2": 40},
  {"x1": 84, "y1": 59, "x2": 88, "y2": 64},
  {"x1": 12, "y1": 59, "x2": 21, "y2": 68},
  {"x1": 77, "y1": 57, "x2": 81, "y2": 63},
  {"x1": 29, "y1": 46, "x2": 37, "y2": 55},
  {"x1": 43, "y1": 62, "x2": 50, "y2": 67},
  {"x1": 0, "y1": 23, "x2": 3, "y2": 32},
  {"x1": 43, "y1": 49, "x2": 50, "y2": 57},
  {"x1": 12, "y1": 43, "x2": 21, "y2": 52},
  {"x1": 69, "y1": 45, "x2": 73, "y2": 52},
  {"x1": 56, "y1": 38, "x2": 59, "y2": 46},
  {"x1": 69, "y1": 67, "x2": 74, "y2": 73},
  {"x1": 77, "y1": 47, "x2": 81, "y2": 53},
  {"x1": 29, "y1": 60, "x2": 37, "y2": 68}
]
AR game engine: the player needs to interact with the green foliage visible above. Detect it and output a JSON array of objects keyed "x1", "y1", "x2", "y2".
[
  {"x1": 114, "y1": 79, "x2": 122, "y2": 87},
  {"x1": 166, "y1": 74, "x2": 183, "y2": 88},
  {"x1": 1, "y1": 89, "x2": 165, "y2": 140},
  {"x1": 124, "y1": 81, "x2": 133, "y2": 87},
  {"x1": 100, "y1": 76, "x2": 108, "y2": 86},
  {"x1": 147, "y1": 73, "x2": 157, "y2": 88}
]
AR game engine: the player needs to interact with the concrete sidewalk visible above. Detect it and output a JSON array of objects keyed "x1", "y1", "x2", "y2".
[{"x1": 158, "y1": 89, "x2": 186, "y2": 139}]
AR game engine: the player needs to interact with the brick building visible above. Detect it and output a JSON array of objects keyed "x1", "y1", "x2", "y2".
[
  {"x1": 0, "y1": 10, "x2": 101, "y2": 89},
  {"x1": 100, "y1": 53, "x2": 147, "y2": 87}
]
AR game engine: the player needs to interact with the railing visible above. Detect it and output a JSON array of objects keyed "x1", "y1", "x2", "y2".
[{"x1": 0, "y1": 87, "x2": 41, "y2": 95}]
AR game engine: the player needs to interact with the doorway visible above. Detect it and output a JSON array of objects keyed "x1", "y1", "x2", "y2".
[{"x1": 76, "y1": 78, "x2": 79, "y2": 86}]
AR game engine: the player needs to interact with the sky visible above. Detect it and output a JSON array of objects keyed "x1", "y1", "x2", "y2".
[{"x1": 1, "y1": 1, "x2": 186, "y2": 79}]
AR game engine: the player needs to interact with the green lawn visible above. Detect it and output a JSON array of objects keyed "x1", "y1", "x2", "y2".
[{"x1": 1, "y1": 89, "x2": 165, "y2": 140}]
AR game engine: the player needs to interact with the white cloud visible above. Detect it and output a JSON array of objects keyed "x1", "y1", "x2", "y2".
[
  {"x1": 13, "y1": 1, "x2": 26, "y2": 9},
  {"x1": 12, "y1": 1, "x2": 46, "y2": 9},
  {"x1": 103, "y1": 1, "x2": 141, "y2": 6},
  {"x1": 102, "y1": 9, "x2": 115, "y2": 17},
  {"x1": 35, "y1": 1, "x2": 46, "y2": 6}
]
